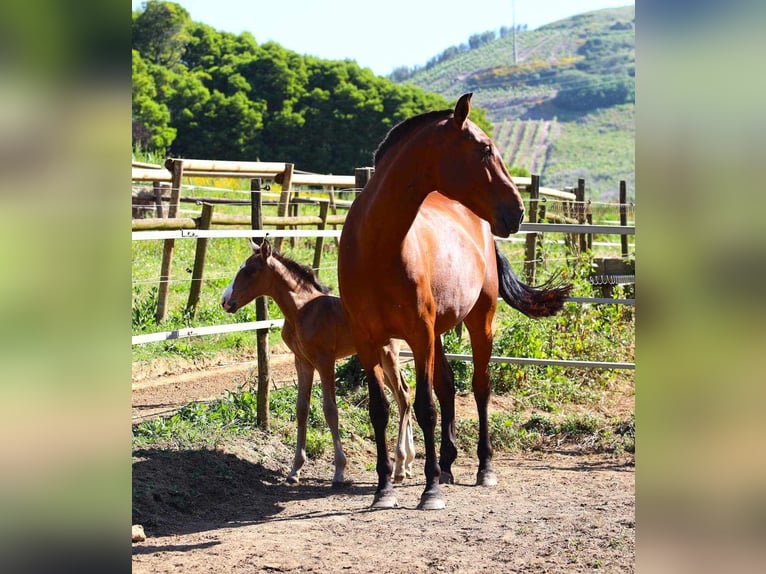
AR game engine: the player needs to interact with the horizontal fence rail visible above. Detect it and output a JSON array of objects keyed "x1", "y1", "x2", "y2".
[
  {"x1": 399, "y1": 350, "x2": 634, "y2": 370},
  {"x1": 132, "y1": 224, "x2": 634, "y2": 371},
  {"x1": 132, "y1": 222, "x2": 635, "y2": 242}
]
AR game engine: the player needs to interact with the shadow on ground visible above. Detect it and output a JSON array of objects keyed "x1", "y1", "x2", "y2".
[{"x1": 132, "y1": 447, "x2": 375, "y2": 539}]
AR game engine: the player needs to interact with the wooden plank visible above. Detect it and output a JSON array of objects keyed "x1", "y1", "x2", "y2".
[
  {"x1": 289, "y1": 173, "x2": 355, "y2": 187},
  {"x1": 132, "y1": 217, "x2": 197, "y2": 231},
  {"x1": 131, "y1": 319, "x2": 285, "y2": 345},
  {"x1": 132, "y1": 167, "x2": 172, "y2": 182},
  {"x1": 164, "y1": 158, "x2": 287, "y2": 173}
]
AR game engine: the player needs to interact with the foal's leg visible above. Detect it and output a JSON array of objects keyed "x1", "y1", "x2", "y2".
[
  {"x1": 287, "y1": 356, "x2": 314, "y2": 485},
  {"x1": 380, "y1": 342, "x2": 414, "y2": 482},
  {"x1": 433, "y1": 336, "x2": 458, "y2": 485},
  {"x1": 316, "y1": 354, "x2": 348, "y2": 487},
  {"x1": 464, "y1": 309, "x2": 498, "y2": 487},
  {"x1": 357, "y1": 344, "x2": 397, "y2": 508}
]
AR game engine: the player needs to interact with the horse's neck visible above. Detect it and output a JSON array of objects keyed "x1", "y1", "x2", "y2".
[
  {"x1": 264, "y1": 263, "x2": 321, "y2": 323},
  {"x1": 360, "y1": 164, "x2": 432, "y2": 250}
]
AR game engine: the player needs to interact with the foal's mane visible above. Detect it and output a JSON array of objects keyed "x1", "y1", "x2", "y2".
[
  {"x1": 273, "y1": 251, "x2": 331, "y2": 295},
  {"x1": 373, "y1": 109, "x2": 452, "y2": 166}
]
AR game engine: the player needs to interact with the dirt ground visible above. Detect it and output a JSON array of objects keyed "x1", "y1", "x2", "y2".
[{"x1": 132, "y1": 353, "x2": 635, "y2": 573}]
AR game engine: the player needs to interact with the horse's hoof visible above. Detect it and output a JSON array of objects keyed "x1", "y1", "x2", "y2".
[
  {"x1": 439, "y1": 470, "x2": 454, "y2": 485},
  {"x1": 393, "y1": 474, "x2": 405, "y2": 484},
  {"x1": 285, "y1": 475, "x2": 300, "y2": 485},
  {"x1": 371, "y1": 492, "x2": 398, "y2": 509},
  {"x1": 332, "y1": 480, "x2": 349, "y2": 489},
  {"x1": 476, "y1": 469, "x2": 498, "y2": 487},
  {"x1": 417, "y1": 493, "x2": 446, "y2": 511}
]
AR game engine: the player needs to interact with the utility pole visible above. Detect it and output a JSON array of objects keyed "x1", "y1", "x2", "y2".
[{"x1": 512, "y1": 0, "x2": 518, "y2": 64}]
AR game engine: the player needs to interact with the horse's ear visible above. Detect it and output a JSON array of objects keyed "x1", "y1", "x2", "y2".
[
  {"x1": 453, "y1": 93, "x2": 473, "y2": 128},
  {"x1": 249, "y1": 237, "x2": 259, "y2": 253},
  {"x1": 261, "y1": 239, "x2": 272, "y2": 260}
]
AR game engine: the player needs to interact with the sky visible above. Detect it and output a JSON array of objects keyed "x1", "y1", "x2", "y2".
[{"x1": 132, "y1": 0, "x2": 635, "y2": 77}]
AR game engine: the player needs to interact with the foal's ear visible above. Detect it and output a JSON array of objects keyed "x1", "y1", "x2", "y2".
[
  {"x1": 261, "y1": 239, "x2": 272, "y2": 260},
  {"x1": 453, "y1": 93, "x2": 473, "y2": 128}
]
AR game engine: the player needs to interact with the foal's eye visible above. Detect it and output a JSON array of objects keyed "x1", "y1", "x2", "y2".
[{"x1": 481, "y1": 145, "x2": 492, "y2": 163}]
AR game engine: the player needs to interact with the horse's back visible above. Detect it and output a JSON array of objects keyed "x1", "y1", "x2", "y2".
[{"x1": 295, "y1": 295, "x2": 356, "y2": 362}]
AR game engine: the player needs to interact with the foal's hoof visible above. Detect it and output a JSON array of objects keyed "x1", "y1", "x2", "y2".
[
  {"x1": 476, "y1": 469, "x2": 498, "y2": 487},
  {"x1": 439, "y1": 470, "x2": 455, "y2": 485},
  {"x1": 371, "y1": 492, "x2": 398, "y2": 509},
  {"x1": 417, "y1": 492, "x2": 446, "y2": 511},
  {"x1": 285, "y1": 475, "x2": 300, "y2": 485},
  {"x1": 393, "y1": 474, "x2": 405, "y2": 484},
  {"x1": 332, "y1": 480, "x2": 349, "y2": 489}
]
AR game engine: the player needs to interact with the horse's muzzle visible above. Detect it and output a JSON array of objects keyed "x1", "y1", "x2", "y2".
[
  {"x1": 494, "y1": 209, "x2": 523, "y2": 236},
  {"x1": 221, "y1": 298, "x2": 237, "y2": 313}
]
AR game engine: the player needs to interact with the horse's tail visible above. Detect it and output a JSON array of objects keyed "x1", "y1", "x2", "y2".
[{"x1": 495, "y1": 242, "x2": 573, "y2": 318}]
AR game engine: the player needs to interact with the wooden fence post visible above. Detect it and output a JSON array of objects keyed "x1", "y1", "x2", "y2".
[
  {"x1": 313, "y1": 199, "x2": 330, "y2": 272},
  {"x1": 274, "y1": 163, "x2": 294, "y2": 252},
  {"x1": 152, "y1": 181, "x2": 167, "y2": 218},
  {"x1": 185, "y1": 203, "x2": 214, "y2": 317},
  {"x1": 251, "y1": 178, "x2": 270, "y2": 430},
  {"x1": 586, "y1": 200, "x2": 593, "y2": 251},
  {"x1": 524, "y1": 174, "x2": 540, "y2": 284},
  {"x1": 620, "y1": 180, "x2": 629, "y2": 258},
  {"x1": 537, "y1": 198, "x2": 547, "y2": 265},
  {"x1": 355, "y1": 167, "x2": 374, "y2": 191},
  {"x1": 576, "y1": 178, "x2": 587, "y2": 254},
  {"x1": 156, "y1": 159, "x2": 183, "y2": 322}
]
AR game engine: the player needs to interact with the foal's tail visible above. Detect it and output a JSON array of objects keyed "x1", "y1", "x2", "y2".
[{"x1": 495, "y1": 242, "x2": 573, "y2": 318}]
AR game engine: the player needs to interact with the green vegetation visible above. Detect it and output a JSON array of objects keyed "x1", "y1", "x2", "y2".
[
  {"x1": 132, "y1": 4, "x2": 634, "y2": 464},
  {"x1": 133, "y1": 220, "x2": 634, "y2": 459},
  {"x1": 131, "y1": 1, "x2": 492, "y2": 173},
  {"x1": 393, "y1": 5, "x2": 635, "y2": 201}
]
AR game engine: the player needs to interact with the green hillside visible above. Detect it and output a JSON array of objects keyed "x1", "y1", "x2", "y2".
[{"x1": 394, "y1": 6, "x2": 635, "y2": 201}]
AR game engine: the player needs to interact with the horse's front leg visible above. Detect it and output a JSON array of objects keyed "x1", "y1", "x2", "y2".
[
  {"x1": 380, "y1": 342, "x2": 414, "y2": 482},
  {"x1": 316, "y1": 354, "x2": 348, "y2": 488},
  {"x1": 433, "y1": 336, "x2": 458, "y2": 485},
  {"x1": 412, "y1": 328, "x2": 445, "y2": 510},
  {"x1": 287, "y1": 356, "x2": 314, "y2": 485},
  {"x1": 357, "y1": 344, "x2": 397, "y2": 508}
]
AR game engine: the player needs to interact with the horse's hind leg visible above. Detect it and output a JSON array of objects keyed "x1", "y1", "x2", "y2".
[
  {"x1": 316, "y1": 354, "x2": 348, "y2": 487},
  {"x1": 410, "y1": 328, "x2": 445, "y2": 510},
  {"x1": 287, "y1": 357, "x2": 314, "y2": 485},
  {"x1": 380, "y1": 341, "x2": 414, "y2": 482},
  {"x1": 433, "y1": 336, "x2": 458, "y2": 484},
  {"x1": 464, "y1": 307, "x2": 498, "y2": 487},
  {"x1": 357, "y1": 344, "x2": 397, "y2": 508}
]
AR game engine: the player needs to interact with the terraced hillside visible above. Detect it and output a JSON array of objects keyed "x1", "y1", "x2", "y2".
[{"x1": 395, "y1": 6, "x2": 635, "y2": 201}]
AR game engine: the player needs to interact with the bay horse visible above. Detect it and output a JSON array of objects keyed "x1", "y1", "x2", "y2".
[
  {"x1": 221, "y1": 239, "x2": 415, "y2": 486},
  {"x1": 338, "y1": 93, "x2": 572, "y2": 509}
]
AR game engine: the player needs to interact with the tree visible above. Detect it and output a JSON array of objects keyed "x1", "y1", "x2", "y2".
[
  {"x1": 131, "y1": 50, "x2": 175, "y2": 151},
  {"x1": 132, "y1": 1, "x2": 191, "y2": 67},
  {"x1": 553, "y1": 71, "x2": 633, "y2": 111}
]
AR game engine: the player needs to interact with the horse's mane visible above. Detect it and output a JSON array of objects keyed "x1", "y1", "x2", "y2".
[
  {"x1": 373, "y1": 109, "x2": 452, "y2": 166},
  {"x1": 273, "y1": 251, "x2": 332, "y2": 295}
]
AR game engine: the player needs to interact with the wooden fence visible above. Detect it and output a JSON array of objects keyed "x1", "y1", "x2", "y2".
[{"x1": 132, "y1": 159, "x2": 634, "y2": 428}]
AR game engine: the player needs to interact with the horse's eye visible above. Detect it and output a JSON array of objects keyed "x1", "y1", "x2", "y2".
[{"x1": 481, "y1": 145, "x2": 492, "y2": 163}]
